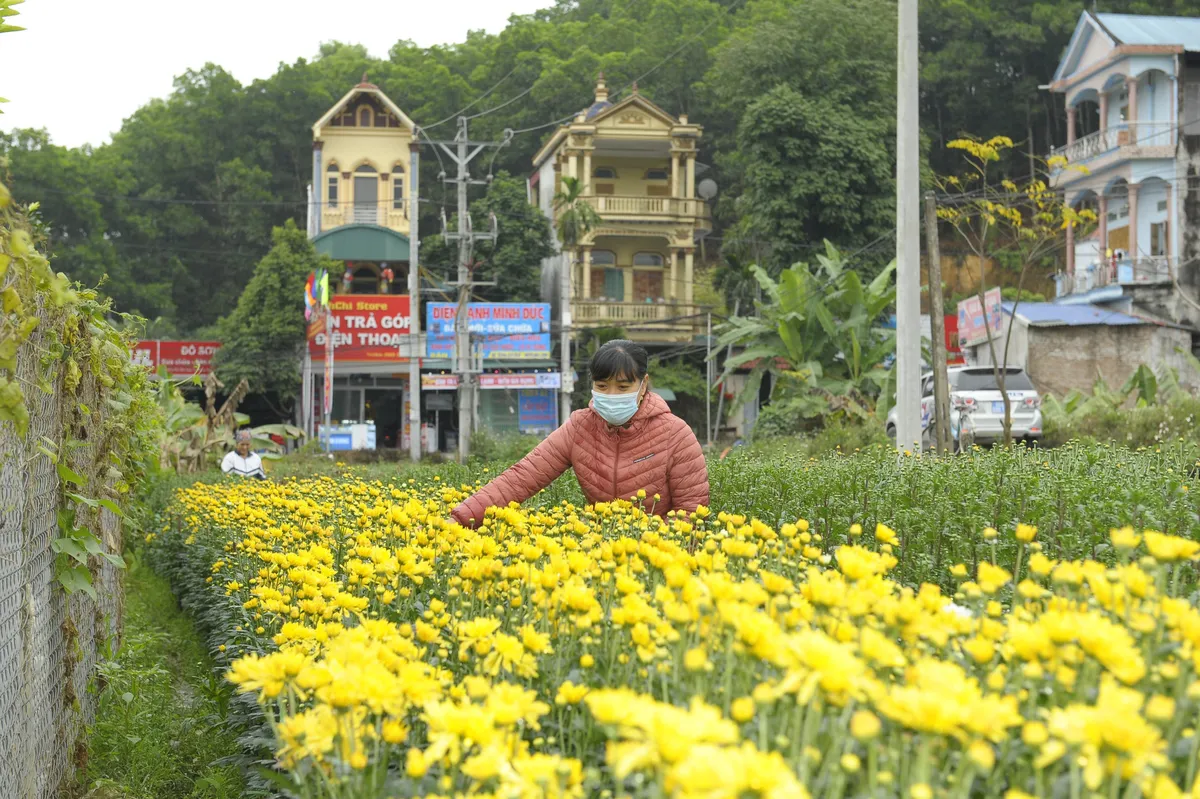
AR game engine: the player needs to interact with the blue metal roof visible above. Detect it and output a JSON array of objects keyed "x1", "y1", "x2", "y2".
[
  {"x1": 1003, "y1": 301, "x2": 1147, "y2": 327},
  {"x1": 584, "y1": 100, "x2": 613, "y2": 120},
  {"x1": 1094, "y1": 12, "x2": 1200, "y2": 49}
]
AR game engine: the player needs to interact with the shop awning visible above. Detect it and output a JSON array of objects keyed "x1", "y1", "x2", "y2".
[
  {"x1": 313, "y1": 224, "x2": 410, "y2": 262},
  {"x1": 651, "y1": 388, "x2": 676, "y2": 401}
]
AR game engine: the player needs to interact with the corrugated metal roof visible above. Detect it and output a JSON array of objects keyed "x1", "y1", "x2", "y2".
[
  {"x1": 1003, "y1": 301, "x2": 1148, "y2": 327},
  {"x1": 1094, "y1": 12, "x2": 1200, "y2": 49}
]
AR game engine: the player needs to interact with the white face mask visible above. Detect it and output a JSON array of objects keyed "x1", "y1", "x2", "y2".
[{"x1": 592, "y1": 379, "x2": 644, "y2": 425}]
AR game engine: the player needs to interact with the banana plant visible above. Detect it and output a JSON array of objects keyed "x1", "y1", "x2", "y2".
[{"x1": 713, "y1": 240, "x2": 897, "y2": 423}]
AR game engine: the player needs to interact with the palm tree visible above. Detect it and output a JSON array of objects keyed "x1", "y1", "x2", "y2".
[
  {"x1": 553, "y1": 176, "x2": 602, "y2": 254},
  {"x1": 551, "y1": 175, "x2": 603, "y2": 419}
]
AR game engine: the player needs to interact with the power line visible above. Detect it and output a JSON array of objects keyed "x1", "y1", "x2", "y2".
[{"x1": 420, "y1": 65, "x2": 522, "y2": 132}]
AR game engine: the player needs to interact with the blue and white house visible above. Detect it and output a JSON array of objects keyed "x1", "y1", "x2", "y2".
[{"x1": 1047, "y1": 11, "x2": 1200, "y2": 320}]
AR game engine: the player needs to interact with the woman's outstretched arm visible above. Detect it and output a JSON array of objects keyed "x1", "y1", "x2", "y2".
[{"x1": 451, "y1": 414, "x2": 577, "y2": 527}]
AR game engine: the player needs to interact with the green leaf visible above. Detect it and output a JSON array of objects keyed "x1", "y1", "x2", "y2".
[
  {"x1": 51, "y1": 537, "x2": 88, "y2": 565},
  {"x1": 56, "y1": 462, "x2": 86, "y2": 486},
  {"x1": 55, "y1": 562, "x2": 96, "y2": 599},
  {"x1": 66, "y1": 492, "x2": 100, "y2": 509}
]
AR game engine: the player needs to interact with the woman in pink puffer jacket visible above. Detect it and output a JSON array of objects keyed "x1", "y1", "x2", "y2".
[{"x1": 451, "y1": 340, "x2": 710, "y2": 528}]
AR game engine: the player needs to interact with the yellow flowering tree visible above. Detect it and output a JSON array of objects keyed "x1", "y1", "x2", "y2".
[{"x1": 936, "y1": 136, "x2": 1096, "y2": 444}]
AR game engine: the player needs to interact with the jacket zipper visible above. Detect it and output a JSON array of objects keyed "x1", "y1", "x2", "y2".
[{"x1": 611, "y1": 433, "x2": 621, "y2": 499}]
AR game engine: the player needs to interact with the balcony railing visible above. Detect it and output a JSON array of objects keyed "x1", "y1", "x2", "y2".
[
  {"x1": 1051, "y1": 122, "x2": 1176, "y2": 165},
  {"x1": 320, "y1": 201, "x2": 409, "y2": 231},
  {"x1": 1056, "y1": 256, "x2": 1173, "y2": 296},
  {"x1": 572, "y1": 299, "x2": 705, "y2": 328},
  {"x1": 581, "y1": 194, "x2": 711, "y2": 223}
]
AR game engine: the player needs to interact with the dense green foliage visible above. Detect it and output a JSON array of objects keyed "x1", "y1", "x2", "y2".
[
  {"x1": 0, "y1": 178, "x2": 159, "y2": 597},
  {"x1": 211, "y1": 220, "x2": 335, "y2": 404},
  {"x1": 4, "y1": 0, "x2": 1187, "y2": 330}
]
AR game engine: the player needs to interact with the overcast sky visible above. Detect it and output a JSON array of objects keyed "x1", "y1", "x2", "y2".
[{"x1": 2, "y1": 0, "x2": 549, "y2": 149}]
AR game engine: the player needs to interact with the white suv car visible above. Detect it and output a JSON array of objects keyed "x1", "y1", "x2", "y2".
[{"x1": 886, "y1": 366, "x2": 1043, "y2": 449}]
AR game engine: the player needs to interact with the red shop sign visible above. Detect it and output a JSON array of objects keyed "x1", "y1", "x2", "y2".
[{"x1": 308, "y1": 294, "x2": 412, "y2": 362}]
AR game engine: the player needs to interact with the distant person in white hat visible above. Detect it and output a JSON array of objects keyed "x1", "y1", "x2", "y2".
[{"x1": 221, "y1": 429, "x2": 266, "y2": 480}]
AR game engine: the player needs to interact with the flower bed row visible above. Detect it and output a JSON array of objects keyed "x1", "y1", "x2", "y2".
[{"x1": 149, "y1": 472, "x2": 1200, "y2": 799}]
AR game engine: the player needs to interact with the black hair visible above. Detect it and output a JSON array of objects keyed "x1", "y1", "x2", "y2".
[{"x1": 589, "y1": 339, "x2": 649, "y2": 382}]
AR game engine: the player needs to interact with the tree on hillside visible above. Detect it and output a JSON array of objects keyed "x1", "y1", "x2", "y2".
[
  {"x1": 732, "y1": 87, "x2": 896, "y2": 272},
  {"x1": 211, "y1": 220, "x2": 335, "y2": 415},
  {"x1": 702, "y1": 0, "x2": 900, "y2": 272}
]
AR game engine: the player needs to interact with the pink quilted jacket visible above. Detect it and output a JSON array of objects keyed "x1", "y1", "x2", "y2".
[{"x1": 451, "y1": 391, "x2": 709, "y2": 527}]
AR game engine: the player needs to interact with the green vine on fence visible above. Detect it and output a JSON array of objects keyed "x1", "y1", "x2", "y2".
[{"x1": 1, "y1": 170, "x2": 159, "y2": 596}]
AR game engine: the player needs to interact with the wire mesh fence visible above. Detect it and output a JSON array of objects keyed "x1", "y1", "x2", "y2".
[{"x1": 0, "y1": 299, "x2": 125, "y2": 798}]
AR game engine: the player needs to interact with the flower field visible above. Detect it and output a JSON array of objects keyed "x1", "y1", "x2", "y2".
[{"x1": 146, "y1": 457, "x2": 1200, "y2": 799}]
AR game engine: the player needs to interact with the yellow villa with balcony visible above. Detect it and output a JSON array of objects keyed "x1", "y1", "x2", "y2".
[
  {"x1": 530, "y1": 76, "x2": 712, "y2": 344},
  {"x1": 309, "y1": 75, "x2": 416, "y2": 294}
]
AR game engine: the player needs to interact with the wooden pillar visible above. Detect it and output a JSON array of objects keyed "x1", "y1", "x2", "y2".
[
  {"x1": 683, "y1": 248, "x2": 694, "y2": 306},
  {"x1": 581, "y1": 246, "x2": 592, "y2": 300}
]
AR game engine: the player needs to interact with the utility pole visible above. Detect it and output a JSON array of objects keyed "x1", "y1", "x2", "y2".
[
  {"x1": 559, "y1": 251, "x2": 572, "y2": 425},
  {"x1": 408, "y1": 141, "x2": 422, "y2": 463},
  {"x1": 924, "y1": 191, "x2": 951, "y2": 454},
  {"x1": 426, "y1": 117, "x2": 509, "y2": 463},
  {"x1": 895, "y1": 0, "x2": 922, "y2": 452},
  {"x1": 710, "y1": 298, "x2": 739, "y2": 444},
  {"x1": 705, "y1": 310, "x2": 713, "y2": 449}
]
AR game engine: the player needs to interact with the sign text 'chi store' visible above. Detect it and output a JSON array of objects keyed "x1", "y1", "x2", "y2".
[{"x1": 308, "y1": 295, "x2": 412, "y2": 361}]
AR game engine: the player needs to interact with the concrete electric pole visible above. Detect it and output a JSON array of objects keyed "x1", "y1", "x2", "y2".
[
  {"x1": 895, "y1": 0, "x2": 922, "y2": 452},
  {"x1": 426, "y1": 117, "x2": 509, "y2": 463},
  {"x1": 407, "y1": 141, "x2": 422, "y2": 463}
]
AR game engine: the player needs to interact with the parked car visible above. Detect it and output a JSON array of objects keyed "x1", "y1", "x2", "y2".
[{"x1": 886, "y1": 366, "x2": 1043, "y2": 449}]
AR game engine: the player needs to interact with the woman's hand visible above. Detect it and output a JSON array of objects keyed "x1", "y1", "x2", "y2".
[{"x1": 450, "y1": 504, "x2": 478, "y2": 529}]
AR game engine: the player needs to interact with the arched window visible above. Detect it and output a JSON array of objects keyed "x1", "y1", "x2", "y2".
[
  {"x1": 358, "y1": 106, "x2": 373, "y2": 127},
  {"x1": 588, "y1": 251, "x2": 621, "y2": 300},
  {"x1": 593, "y1": 166, "x2": 617, "y2": 179},
  {"x1": 644, "y1": 168, "x2": 669, "y2": 181},
  {"x1": 326, "y1": 163, "x2": 339, "y2": 208},
  {"x1": 392, "y1": 166, "x2": 405, "y2": 210},
  {"x1": 633, "y1": 252, "x2": 664, "y2": 267},
  {"x1": 355, "y1": 164, "x2": 376, "y2": 174}
]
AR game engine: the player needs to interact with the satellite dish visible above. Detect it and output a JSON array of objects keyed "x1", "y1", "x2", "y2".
[{"x1": 698, "y1": 178, "x2": 718, "y2": 201}]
